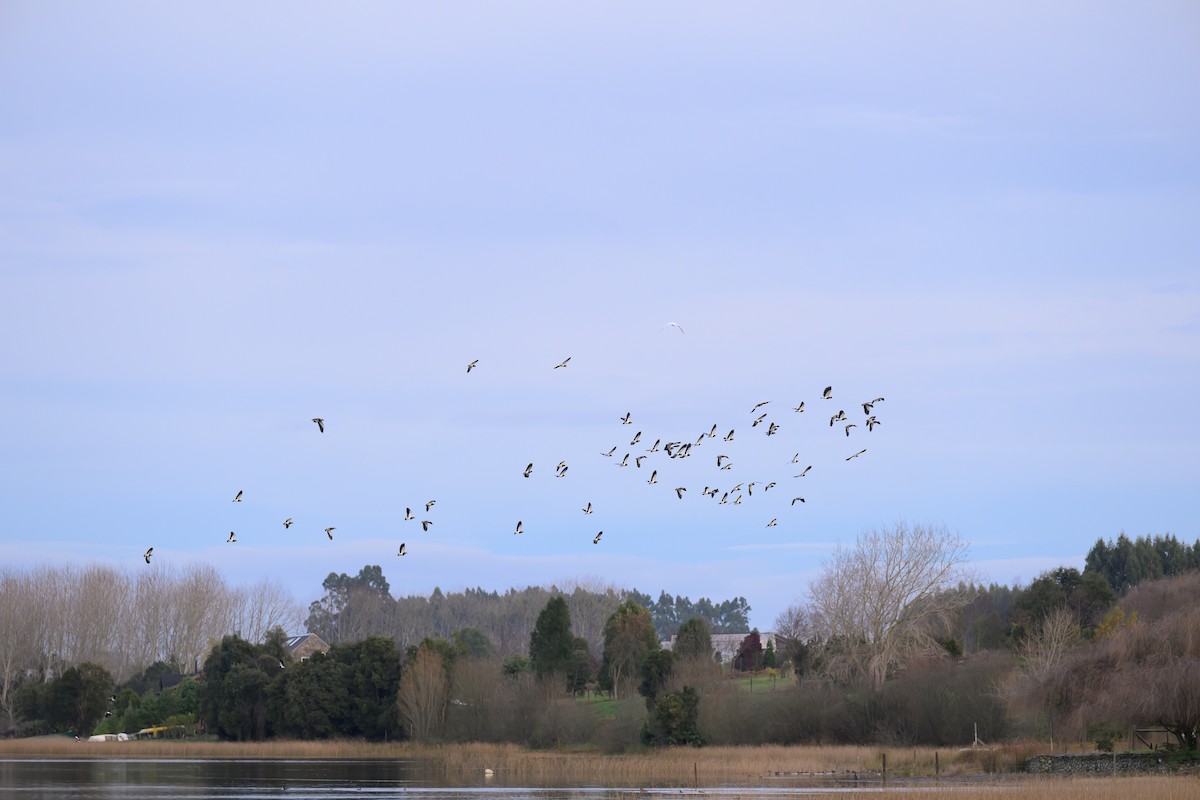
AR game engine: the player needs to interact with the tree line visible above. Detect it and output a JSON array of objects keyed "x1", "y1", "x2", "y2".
[{"x1": 3, "y1": 527, "x2": 1197, "y2": 752}]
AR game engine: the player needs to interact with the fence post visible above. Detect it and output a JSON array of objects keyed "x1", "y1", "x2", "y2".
[{"x1": 882, "y1": 752, "x2": 887, "y2": 783}]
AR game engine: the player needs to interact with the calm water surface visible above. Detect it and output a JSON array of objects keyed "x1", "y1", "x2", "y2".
[{"x1": 0, "y1": 758, "x2": 995, "y2": 799}]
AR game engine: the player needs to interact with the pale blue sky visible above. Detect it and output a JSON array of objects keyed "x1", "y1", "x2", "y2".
[{"x1": 1, "y1": 2, "x2": 1197, "y2": 630}]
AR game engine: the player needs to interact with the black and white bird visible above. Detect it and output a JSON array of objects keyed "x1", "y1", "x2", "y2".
[
  {"x1": 751, "y1": 401, "x2": 770, "y2": 412},
  {"x1": 467, "y1": 359, "x2": 479, "y2": 373},
  {"x1": 636, "y1": 455, "x2": 647, "y2": 468},
  {"x1": 708, "y1": 424, "x2": 718, "y2": 438},
  {"x1": 647, "y1": 439, "x2": 661, "y2": 452},
  {"x1": 717, "y1": 454, "x2": 730, "y2": 467},
  {"x1": 767, "y1": 518, "x2": 777, "y2": 527},
  {"x1": 325, "y1": 527, "x2": 335, "y2": 539},
  {"x1": 766, "y1": 422, "x2": 779, "y2": 436},
  {"x1": 822, "y1": 386, "x2": 833, "y2": 400},
  {"x1": 661, "y1": 321, "x2": 685, "y2": 334},
  {"x1": 593, "y1": 531, "x2": 603, "y2": 544},
  {"x1": 143, "y1": 547, "x2": 153, "y2": 564},
  {"x1": 764, "y1": 481, "x2": 776, "y2": 491},
  {"x1": 752, "y1": 413, "x2": 768, "y2": 427},
  {"x1": 620, "y1": 411, "x2": 632, "y2": 424},
  {"x1": 793, "y1": 402, "x2": 805, "y2": 413},
  {"x1": 404, "y1": 507, "x2": 414, "y2": 520},
  {"x1": 554, "y1": 357, "x2": 571, "y2": 369},
  {"x1": 647, "y1": 470, "x2": 658, "y2": 484},
  {"x1": 397, "y1": 543, "x2": 407, "y2": 556},
  {"x1": 279, "y1": 660, "x2": 286, "y2": 669},
  {"x1": 582, "y1": 502, "x2": 593, "y2": 515},
  {"x1": 556, "y1": 464, "x2": 569, "y2": 478},
  {"x1": 723, "y1": 429, "x2": 735, "y2": 441},
  {"x1": 830, "y1": 410, "x2": 847, "y2": 426},
  {"x1": 617, "y1": 453, "x2": 630, "y2": 467},
  {"x1": 795, "y1": 465, "x2": 813, "y2": 478},
  {"x1": 514, "y1": 520, "x2": 523, "y2": 535},
  {"x1": 675, "y1": 487, "x2": 686, "y2": 499},
  {"x1": 844, "y1": 423, "x2": 857, "y2": 437},
  {"x1": 791, "y1": 497, "x2": 806, "y2": 505},
  {"x1": 425, "y1": 500, "x2": 436, "y2": 512},
  {"x1": 630, "y1": 431, "x2": 641, "y2": 445},
  {"x1": 421, "y1": 520, "x2": 433, "y2": 532},
  {"x1": 523, "y1": 463, "x2": 534, "y2": 477},
  {"x1": 846, "y1": 448, "x2": 867, "y2": 461},
  {"x1": 283, "y1": 518, "x2": 293, "y2": 528},
  {"x1": 227, "y1": 531, "x2": 236, "y2": 543},
  {"x1": 312, "y1": 417, "x2": 325, "y2": 432},
  {"x1": 233, "y1": 490, "x2": 243, "y2": 502},
  {"x1": 601, "y1": 446, "x2": 616, "y2": 457},
  {"x1": 866, "y1": 416, "x2": 881, "y2": 431}
]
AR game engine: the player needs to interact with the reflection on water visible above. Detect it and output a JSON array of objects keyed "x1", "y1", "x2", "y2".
[{"x1": 0, "y1": 758, "x2": 995, "y2": 799}]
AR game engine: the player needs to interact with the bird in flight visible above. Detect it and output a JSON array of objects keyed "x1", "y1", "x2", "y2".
[
  {"x1": 325, "y1": 527, "x2": 335, "y2": 539},
  {"x1": 791, "y1": 497, "x2": 806, "y2": 505},
  {"x1": 467, "y1": 359, "x2": 479, "y2": 373},
  {"x1": 751, "y1": 401, "x2": 770, "y2": 412},
  {"x1": 620, "y1": 412, "x2": 632, "y2": 424},
  {"x1": 425, "y1": 500, "x2": 436, "y2": 511},
  {"x1": 312, "y1": 417, "x2": 325, "y2": 432},
  {"x1": 421, "y1": 520, "x2": 433, "y2": 532},
  {"x1": 582, "y1": 502, "x2": 593, "y2": 514},
  {"x1": 767, "y1": 422, "x2": 779, "y2": 436},
  {"x1": 601, "y1": 446, "x2": 616, "y2": 457},
  {"x1": 795, "y1": 465, "x2": 813, "y2": 477},
  {"x1": 793, "y1": 402, "x2": 805, "y2": 413},
  {"x1": 404, "y1": 508, "x2": 414, "y2": 520},
  {"x1": 593, "y1": 531, "x2": 604, "y2": 544},
  {"x1": 143, "y1": 547, "x2": 153, "y2": 564},
  {"x1": 514, "y1": 520, "x2": 524, "y2": 535},
  {"x1": 661, "y1": 321, "x2": 685, "y2": 334},
  {"x1": 647, "y1": 470, "x2": 658, "y2": 484},
  {"x1": 617, "y1": 453, "x2": 630, "y2": 467},
  {"x1": 767, "y1": 518, "x2": 778, "y2": 527},
  {"x1": 283, "y1": 518, "x2": 293, "y2": 529},
  {"x1": 708, "y1": 424, "x2": 717, "y2": 438},
  {"x1": 227, "y1": 531, "x2": 236, "y2": 543},
  {"x1": 866, "y1": 416, "x2": 881, "y2": 431},
  {"x1": 674, "y1": 487, "x2": 686, "y2": 499},
  {"x1": 397, "y1": 543, "x2": 407, "y2": 556},
  {"x1": 524, "y1": 463, "x2": 534, "y2": 477},
  {"x1": 844, "y1": 423, "x2": 857, "y2": 437},
  {"x1": 752, "y1": 413, "x2": 768, "y2": 427},
  {"x1": 723, "y1": 429, "x2": 735, "y2": 442},
  {"x1": 635, "y1": 455, "x2": 647, "y2": 468},
  {"x1": 630, "y1": 431, "x2": 641, "y2": 445},
  {"x1": 554, "y1": 357, "x2": 571, "y2": 369},
  {"x1": 647, "y1": 439, "x2": 661, "y2": 452},
  {"x1": 232, "y1": 490, "x2": 243, "y2": 502},
  {"x1": 822, "y1": 386, "x2": 833, "y2": 399},
  {"x1": 846, "y1": 448, "x2": 867, "y2": 461},
  {"x1": 830, "y1": 410, "x2": 847, "y2": 426},
  {"x1": 556, "y1": 464, "x2": 569, "y2": 478}
]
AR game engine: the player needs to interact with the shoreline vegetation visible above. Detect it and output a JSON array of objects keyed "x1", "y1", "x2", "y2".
[{"x1": 1, "y1": 741, "x2": 1196, "y2": 800}]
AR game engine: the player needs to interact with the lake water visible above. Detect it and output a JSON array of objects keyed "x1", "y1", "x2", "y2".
[{"x1": 0, "y1": 758, "x2": 992, "y2": 799}]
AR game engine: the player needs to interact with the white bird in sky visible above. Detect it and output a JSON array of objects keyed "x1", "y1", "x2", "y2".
[
  {"x1": 844, "y1": 423, "x2": 857, "y2": 437},
  {"x1": 227, "y1": 531, "x2": 236, "y2": 543},
  {"x1": 675, "y1": 487, "x2": 686, "y2": 499},
  {"x1": 421, "y1": 520, "x2": 433, "y2": 532},
  {"x1": 582, "y1": 502, "x2": 593, "y2": 514},
  {"x1": 647, "y1": 439, "x2": 661, "y2": 452},
  {"x1": 554, "y1": 357, "x2": 571, "y2": 369},
  {"x1": 767, "y1": 518, "x2": 777, "y2": 527},
  {"x1": 514, "y1": 520, "x2": 524, "y2": 535},
  {"x1": 846, "y1": 448, "x2": 867, "y2": 461},
  {"x1": 425, "y1": 500, "x2": 436, "y2": 511},
  {"x1": 325, "y1": 527, "x2": 335, "y2": 539},
  {"x1": 822, "y1": 386, "x2": 833, "y2": 399},
  {"x1": 793, "y1": 402, "x2": 805, "y2": 413},
  {"x1": 397, "y1": 543, "x2": 407, "y2": 556},
  {"x1": 404, "y1": 508, "x2": 414, "y2": 520},
  {"x1": 660, "y1": 321, "x2": 685, "y2": 334},
  {"x1": 283, "y1": 518, "x2": 293, "y2": 528},
  {"x1": 647, "y1": 470, "x2": 658, "y2": 484},
  {"x1": 524, "y1": 463, "x2": 534, "y2": 477},
  {"x1": 620, "y1": 411, "x2": 632, "y2": 424},
  {"x1": 593, "y1": 531, "x2": 604, "y2": 544},
  {"x1": 467, "y1": 359, "x2": 478, "y2": 373},
  {"x1": 723, "y1": 429, "x2": 735, "y2": 441},
  {"x1": 312, "y1": 417, "x2": 325, "y2": 432},
  {"x1": 143, "y1": 547, "x2": 153, "y2": 564},
  {"x1": 795, "y1": 465, "x2": 813, "y2": 477},
  {"x1": 232, "y1": 490, "x2": 243, "y2": 502},
  {"x1": 751, "y1": 401, "x2": 770, "y2": 412},
  {"x1": 630, "y1": 431, "x2": 641, "y2": 445},
  {"x1": 601, "y1": 446, "x2": 616, "y2": 457},
  {"x1": 617, "y1": 453, "x2": 630, "y2": 467}
]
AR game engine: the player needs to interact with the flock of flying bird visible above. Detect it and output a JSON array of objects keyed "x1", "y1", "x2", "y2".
[{"x1": 140, "y1": 348, "x2": 886, "y2": 564}]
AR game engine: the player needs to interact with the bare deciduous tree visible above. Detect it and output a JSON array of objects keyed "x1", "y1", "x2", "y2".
[
  {"x1": 397, "y1": 646, "x2": 449, "y2": 741},
  {"x1": 808, "y1": 521, "x2": 972, "y2": 691}
]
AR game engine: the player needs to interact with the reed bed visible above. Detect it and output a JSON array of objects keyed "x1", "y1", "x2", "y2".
[{"x1": 1, "y1": 739, "x2": 1195, "y2": 800}]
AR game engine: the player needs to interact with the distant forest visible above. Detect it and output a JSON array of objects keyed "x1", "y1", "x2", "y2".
[{"x1": 2, "y1": 530, "x2": 1198, "y2": 753}]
